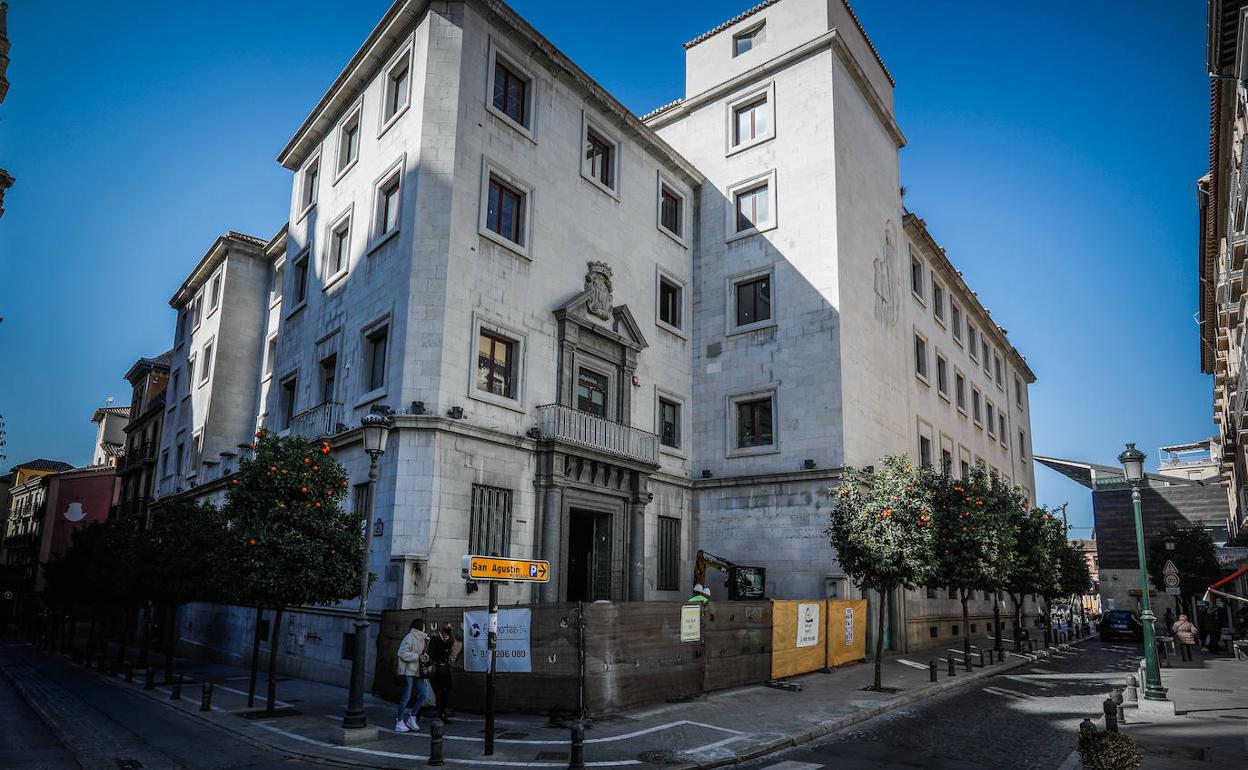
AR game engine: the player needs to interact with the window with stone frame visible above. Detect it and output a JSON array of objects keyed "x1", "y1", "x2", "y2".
[
  {"x1": 337, "y1": 110, "x2": 360, "y2": 174},
  {"x1": 659, "y1": 184, "x2": 683, "y2": 237},
  {"x1": 658, "y1": 275, "x2": 683, "y2": 330},
  {"x1": 477, "y1": 329, "x2": 516, "y2": 399},
  {"x1": 583, "y1": 127, "x2": 615, "y2": 190},
  {"x1": 932, "y1": 281, "x2": 945, "y2": 324},
  {"x1": 732, "y1": 21, "x2": 764, "y2": 56},
  {"x1": 470, "y1": 484, "x2": 512, "y2": 557},
  {"x1": 486, "y1": 174, "x2": 525, "y2": 245},
  {"x1": 576, "y1": 368, "x2": 609, "y2": 418},
  {"x1": 735, "y1": 273, "x2": 771, "y2": 327},
  {"x1": 382, "y1": 52, "x2": 411, "y2": 124},
  {"x1": 914, "y1": 332, "x2": 929, "y2": 381},
  {"x1": 657, "y1": 516, "x2": 681, "y2": 591},
  {"x1": 364, "y1": 325, "x2": 388, "y2": 392},
  {"x1": 492, "y1": 58, "x2": 529, "y2": 128},
  {"x1": 911, "y1": 251, "x2": 924, "y2": 300},
  {"x1": 658, "y1": 397, "x2": 681, "y2": 448},
  {"x1": 292, "y1": 253, "x2": 309, "y2": 305},
  {"x1": 736, "y1": 396, "x2": 774, "y2": 448}
]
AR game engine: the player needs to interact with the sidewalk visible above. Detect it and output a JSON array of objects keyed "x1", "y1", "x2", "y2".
[
  {"x1": 1118, "y1": 652, "x2": 1248, "y2": 769},
  {"x1": 16, "y1": 636, "x2": 1089, "y2": 769}
]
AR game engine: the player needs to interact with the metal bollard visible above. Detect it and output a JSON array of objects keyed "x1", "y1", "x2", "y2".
[
  {"x1": 1044, "y1": 629, "x2": 1052, "y2": 648},
  {"x1": 171, "y1": 674, "x2": 183, "y2": 700},
  {"x1": 200, "y1": 682, "x2": 213, "y2": 712},
  {"x1": 1102, "y1": 698, "x2": 1118, "y2": 734},
  {"x1": 569, "y1": 720, "x2": 586, "y2": 770},
  {"x1": 929, "y1": 660, "x2": 937, "y2": 682},
  {"x1": 947, "y1": 655, "x2": 956, "y2": 676},
  {"x1": 1112, "y1": 689, "x2": 1126, "y2": 724},
  {"x1": 1079, "y1": 718, "x2": 1097, "y2": 736},
  {"x1": 1123, "y1": 674, "x2": 1138, "y2": 703},
  {"x1": 124, "y1": 664, "x2": 134, "y2": 683},
  {"x1": 977, "y1": 650, "x2": 985, "y2": 667},
  {"x1": 427, "y1": 719, "x2": 445, "y2": 766},
  {"x1": 1028, "y1": 639, "x2": 1036, "y2": 653},
  {"x1": 963, "y1": 651, "x2": 972, "y2": 672},
  {"x1": 144, "y1": 667, "x2": 155, "y2": 690}
]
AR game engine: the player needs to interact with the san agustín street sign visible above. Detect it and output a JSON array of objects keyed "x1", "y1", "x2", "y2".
[
  {"x1": 461, "y1": 553, "x2": 550, "y2": 757},
  {"x1": 461, "y1": 554, "x2": 550, "y2": 583}
]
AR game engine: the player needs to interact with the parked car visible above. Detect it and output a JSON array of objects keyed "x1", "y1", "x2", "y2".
[{"x1": 1100, "y1": 610, "x2": 1143, "y2": 642}]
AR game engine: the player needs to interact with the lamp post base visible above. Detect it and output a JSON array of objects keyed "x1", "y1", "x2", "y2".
[
  {"x1": 329, "y1": 725, "x2": 380, "y2": 745},
  {"x1": 1137, "y1": 696, "x2": 1176, "y2": 715}
]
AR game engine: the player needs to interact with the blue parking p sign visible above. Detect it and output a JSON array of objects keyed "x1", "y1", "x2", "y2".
[{"x1": 529, "y1": 564, "x2": 538, "y2": 577}]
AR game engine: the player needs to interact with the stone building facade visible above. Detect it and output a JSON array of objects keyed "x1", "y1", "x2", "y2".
[
  {"x1": 160, "y1": 0, "x2": 1041, "y2": 681},
  {"x1": 116, "y1": 352, "x2": 172, "y2": 523}
]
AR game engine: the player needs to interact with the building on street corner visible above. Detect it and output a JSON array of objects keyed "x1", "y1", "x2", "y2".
[
  {"x1": 115, "y1": 352, "x2": 172, "y2": 524},
  {"x1": 154, "y1": 0, "x2": 1043, "y2": 685}
]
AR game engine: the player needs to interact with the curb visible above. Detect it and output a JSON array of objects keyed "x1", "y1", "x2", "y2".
[{"x1": 676, "y1": 637, "x2": 1092, "y2": 770}]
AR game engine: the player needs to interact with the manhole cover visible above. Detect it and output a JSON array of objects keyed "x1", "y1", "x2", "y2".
[
  {"x1": 637, "y1": 750, "x2": 683, "y2": 764},
  {"x1": 535, "y1": 751, "x2": 568, "y2": 760}
]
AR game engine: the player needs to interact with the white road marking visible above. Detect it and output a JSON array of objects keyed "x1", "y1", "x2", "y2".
[
  {"x1": 761, "y1": 762, "x2": 825, "y2": 770},
  {"x1": 982, "y1": 686, "x2": 1032, "y2": 700},
  {"x1": 894, "y1": 658, "x2": 931, "y2": 670},
  {"x1": 212, "y1": 683, "x2": 294, "y2": 708},
  {"x1": 317, "y1": 713, "x2": 742, "y2": 745}
]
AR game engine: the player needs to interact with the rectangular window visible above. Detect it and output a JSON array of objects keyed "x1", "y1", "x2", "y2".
[
  {"x1": 329, "y1": 219, "x2": 350, "y2": 277},
  {"x1": 337, "y1": 112, "x2": 360, "y2": 173},
  {"x1": 732, "y1": 22, "x2": 764, "y2": 56},
  {"x1": 383, "y1": 57, "x2": 410, "y2": 122},
  {"x1": 659, "y1": 398, "x2": 681, "y2": 448},
  {"x1": 933, "y1": 282, "x2": 945, "y2": 323},
  {"x1": 999, "y1": 413, "x2": 1007, "y2": 444},
  {"x1": 1018, "y1": 430, "x2": 1026, "y2": 458},
  {"x1": 293, "y1": 254, "x2": 309, "y2": 304},
  {"x1": 486, "y1": 175, "x2": 525, "y2": 245},
  {"x1": 982, "y1": 340, "x2": 990, "y2": 374},
  {"x1": 576, "y1": 368, "x2": 609, "y2": 418},
  {"x1": 365, "y1": 326, "x2": 388, "y2": 392},
  {"x1": 273, "y1": 262, "x2": 284, "y2": 303},
  {"x1": 376, "y1": 174, "x2": 401, "y2": 238},
  {"x1": 302, "y1": 159, "x2": 319, "y2": 210},
  {"x1": 470, "y1": 484, "x2": 512, "y2": 557},
  {"x1": 955, "y1": 372, "x2": 967, "y2": 411},
  {"x1": 209, "y1": 273, "x2": 222, "y2": 311},
  {"x1": 936, "y1": 353, "x2": 949, "y2": 397},
  {"x1": 200, "y1": 341, "x2": 213, "y2": 383},
  {"x1": 734, "y1": 274, "x2": 771, "y2": 327},
  {"x1": 192, "y1": 293, "x2": 203, "y2": 328},
  {"x1": 914, "y1": 333, "x2": 928, "y2": 380},
  {"x1": 929, "y1": 626, "x2": 938, "y2": 638},
  {"x1": 986, "y1": 402, "x2": 996, "y2": 438},
  {"x1": 1014, "y1": 376, "x2": 1023, "y2": 408},
  {"x1": 584, "y1": 128, "x2": 614, "y2": 190},
  {"x1": 734, "y1": 182, "x2": 769, "y2": 232},
  {"x1": 660, "y1": 185, "x2": 682, "y2": 237},
  {"x1": 265, "y1": 337, "x2": 277, "y2": 377},
  {"x1": 951, "y1": 302, "x2": 962, "y2": 342},
  {"x1": 960, "y1": 459, "x2": 970, "y2": 479},
  {"x1": 477, "y1": 329, "x2": 516, "y2": 398},
  {"x1": 968, "y1": 324, "x2": 978, "y2": 360},
  {"x1": 187, "y1": 358, "x2": 195, "y2": 390},
  {"x1": 659, "y1": 276, "x2": 683, "y2": 330},
  {"x1": 941, "y1": 448, "x2": 953, "y2": 474},
  {"x1": 492, "y1": 59, "x2": 528, "y2": 127},
  {"x1": 175, "y1": 442, "x2": 184, "y2": 477},
  {"x1": 736, "y1": 397, "x2": 774, "y2": 448},
  {"x1": 972, "y1": 388, "x2": 982, "y2": 424},
  {"x1": 657, "y1": 516, "x2": 681, "y2": 591},
  {"x1": 319, "y1": 355, "x2": 337, "y2": 404},
  {"x1": 919, "y1": 434, "x2": 932, "y2": 468},
  {"x1": 175, "y1": 310, "x2": 187, "y2": 346},
  {"x1": 280, "y1": 378, "x2": 298, "y2": 429},
  {"x1": 732, "y1": 96, "x2": 769, "y2": 146},
  {"x1": 994, "y1": 354, "x2": 1004, "y2": 388},
  {"x1": 911, "y1": 252, "x2": 924, "y2": 299},
  {"x1": 952, "y1": 624, "x2": 960, "y2": 637}
]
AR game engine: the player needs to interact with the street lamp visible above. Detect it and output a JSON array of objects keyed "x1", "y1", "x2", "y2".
[
  {"x1": 1164, "y1": 535, "x2": 1176, "y2": 552},
  {"x1": 339, "y1": 408, "x2": 392, "y2": 739},
  {"x1": 1118, "y1": 442, "x2": 1168, "y2": 703}
]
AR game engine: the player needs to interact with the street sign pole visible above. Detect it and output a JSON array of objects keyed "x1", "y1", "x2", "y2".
[{"x1": 484, "y1": 580, "x2": 498, "y2": 756}]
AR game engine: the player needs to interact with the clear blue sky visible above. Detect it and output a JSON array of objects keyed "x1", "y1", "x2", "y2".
[{"x1": 0, "y1": 1, "x2": 1212, "y2": 536}]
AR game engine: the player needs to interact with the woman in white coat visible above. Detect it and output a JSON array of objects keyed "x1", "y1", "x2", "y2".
[{"x1": 395, "y1": 619, "x2": 429, "y2": 732}]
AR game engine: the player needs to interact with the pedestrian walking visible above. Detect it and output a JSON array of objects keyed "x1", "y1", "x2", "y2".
[
  {"x1": 426, "y1": 623, "x2": 459, "y2": 721},
  {"x1": 1171, "y1": 614, "x2": 1198, "y2": 662},
  {"x1": 394, "y1": 620, "x2": 429, "y2": 733}
]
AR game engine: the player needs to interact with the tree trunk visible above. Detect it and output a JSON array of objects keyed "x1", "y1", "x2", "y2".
[
  {"x1": 960, "y1": 590, "x2": 971, "y2": 658},
  {"x1": 163, "y1": 604, "x2": 178, "y2": 684},
  {"x1": 1008, "y1": 593, "x2": 1022, "y2": 651},
  {"x1": 265, "y1": 606, "x2": 284, "y2": 714},
  {"x1": 993, "y1": 592, "x2": 1003, "y2": 652},
  {"x1": 138, "y1": 603, "x2": 151, "y2": 667},
  {"x1": 248, "y1": 605, "x2": 264, "y2": 708},
  {"x1": 872, "y1": 589, "x2": 886, "y2": 690}
]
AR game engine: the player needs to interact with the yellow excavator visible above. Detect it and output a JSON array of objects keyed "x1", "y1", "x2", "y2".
[{"x1": 693, "y1": 549, "x2": 767, "y2": 600}]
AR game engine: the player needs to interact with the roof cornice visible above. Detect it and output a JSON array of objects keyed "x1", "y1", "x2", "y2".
[{"x1": 168, "y1": 231, "x2": 267, "y2": 308}]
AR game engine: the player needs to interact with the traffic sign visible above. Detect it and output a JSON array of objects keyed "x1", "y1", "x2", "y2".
[
  {"x1": 462, "y1": 554, "x2": 550, "y2": 583},
  {"x1": 1162, "y1": 560, "x2": 1181, "y2": 595},
  {"x1": 1162, "y1": 560, "x2": 1179, "y2": 576}
]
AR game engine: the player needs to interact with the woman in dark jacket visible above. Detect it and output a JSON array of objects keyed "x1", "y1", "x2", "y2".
[{"x1": 426, "y1": 623, "x2": 459, "y2": 721}]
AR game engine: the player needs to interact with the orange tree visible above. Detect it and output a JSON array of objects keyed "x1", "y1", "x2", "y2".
[
  {"x1": 221, "y1": 430, "x2": 361, "y2": 713},
  {"x1": 929, "y1": 465, "x2": 1016, "y2": 660},
  {"x1": 1002, "y1": 503, "x2": 1065, "y2": 650},
  {"x1": 827, "y1": 456, "x2": 937, "y2": 690}
]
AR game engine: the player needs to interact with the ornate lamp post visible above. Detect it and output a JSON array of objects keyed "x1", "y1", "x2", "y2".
[
  {"x1": 338, "y1": 409, "x2": 392, "y2": 741},
  {"x1": 1118, "y1": 442, "x2": 1168, "y2": 703}
]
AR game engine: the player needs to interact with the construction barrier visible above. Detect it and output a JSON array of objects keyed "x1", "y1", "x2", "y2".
[
  {"x1": 826, "y1": 599, "x2": 867, "y2": 667},
  {"x1": 770, "y1": 600, "x2": 826, "y2": 679}
]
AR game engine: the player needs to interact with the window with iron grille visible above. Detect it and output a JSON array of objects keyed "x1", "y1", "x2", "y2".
[
  {"x1": 470, "y1": 484, "x2": 512, "y2": 557},
  {"x1": 657, "y1": 516, "x2": 681, "y2": 591}
]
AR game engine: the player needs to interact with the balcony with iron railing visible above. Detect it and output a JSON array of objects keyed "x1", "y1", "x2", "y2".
[
  {"x1": 120, "y1": 442, "x2": 158, "y2": 471},
  {"x1": 288, "y1": 401, "x2": 346, "y2": 441},
  {"x1": 533, "y1": 403, "x2": 659, "y2": 466}
]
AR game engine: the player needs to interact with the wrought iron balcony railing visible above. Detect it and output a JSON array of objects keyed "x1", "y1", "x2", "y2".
[
  {"x1": 533, "y1": 403, "x2": 659, "y2": 466},
  {"x1": 288, "y1": 401, "x2": 346, "y2": 441}
]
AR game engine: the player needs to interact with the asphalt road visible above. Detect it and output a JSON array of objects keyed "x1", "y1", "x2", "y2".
[
  {"x1": 0, "y1": 640, "x2": 328, "y2": 769},
  {"x1": 744, "y1": 639, "x2": 1138, "y2": 770}
]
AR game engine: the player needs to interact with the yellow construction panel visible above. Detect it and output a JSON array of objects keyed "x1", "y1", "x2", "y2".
[
  {"x1": 826, "y1": 599, "x2": 868, "y2": 667},
  {"x1": 770, "y1": 600, "x2": 826, "y2": 679}
]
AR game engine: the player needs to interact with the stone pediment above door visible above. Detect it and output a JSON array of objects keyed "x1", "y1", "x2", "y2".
[{"x1": 553, "y1": 261, "x2": 648, "y2": 352}]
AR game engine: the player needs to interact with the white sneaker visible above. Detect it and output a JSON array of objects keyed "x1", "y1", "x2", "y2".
[
  {"x1": 394, "y1": 719, "x2": 410, "y2": 733},
  {"x1": 404, "y1": 715, "x2": 420, "y2": 732}
]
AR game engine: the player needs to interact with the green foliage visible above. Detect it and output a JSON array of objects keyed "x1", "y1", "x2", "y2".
[
  {"x1": 1004, "y1": 504, "x2": 1066, "y2": 601},
  {"x1": 1058, "y1": 541, "x2": 1092, "y2": 600},
  {"x1": 44, "y1": 518, "x2": 134, "y2": 607},
  {"x1": 136, "y1": 498, "x2": 230, "y2": 606},
  {"x1": 929, "y1": 464, "x2": 1016, "y2": 599},
  {"x1": 827, "y1": 456, "x2": 937, "y2": 594},
  {"x1": 1077, "y1": 730, "x2": 1141, "y2": 770},
  {"x1": 222, "y1": 430, "x2": 362, "y2": 608},
  {"x1": 1145, "y1": 524, "x2": 1222, "y2": 604}
]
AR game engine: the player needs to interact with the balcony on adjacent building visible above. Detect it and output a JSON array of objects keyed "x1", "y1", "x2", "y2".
[
  {"x1": 289, "y1": 401, "x2": 346, "y2": 441},
  {"x1": 534, "y1": 403, "x2": 659, "y2": 466},
  {"x1": 120, "y1": 441, "x2": 158, "y2": 471}
]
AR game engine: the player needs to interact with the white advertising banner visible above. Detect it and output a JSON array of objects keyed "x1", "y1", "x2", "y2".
[
  {"x1": 796, "y1": 602, "x2": 820, "y2": 647},
  {"x1": 463, "y1": 608, "x2": 532, "y2": 673}
]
